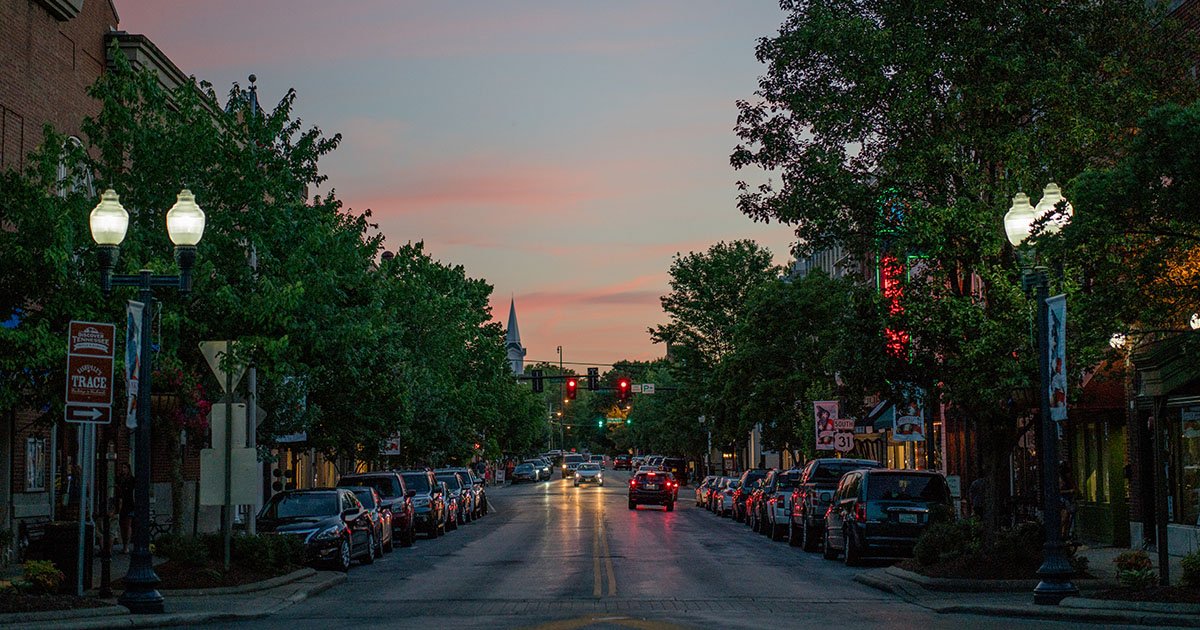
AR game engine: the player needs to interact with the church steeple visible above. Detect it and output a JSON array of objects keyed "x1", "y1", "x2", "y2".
[{"x1": 505, "y1": 298, "x2": 526, "y2": 375}]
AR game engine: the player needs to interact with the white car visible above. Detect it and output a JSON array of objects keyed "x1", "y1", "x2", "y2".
[{"x1": 574, "y1": 463, "x2": 603, "y2": 486}]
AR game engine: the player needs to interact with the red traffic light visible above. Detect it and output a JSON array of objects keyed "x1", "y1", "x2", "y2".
[
  {"x1": 617, "y1": 377, "x2": 630, "y2": 402},
  {"x1": 566, "y1": 378, "x2": 578, "y2": 400}
]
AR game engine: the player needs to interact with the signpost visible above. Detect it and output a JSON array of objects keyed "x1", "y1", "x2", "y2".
[
  {"x1": 65, "y1": 321, "x2": 115, "y2": 596},
  {"x1": 199, "y1": 340, "x2": 246, "y2": 571}
]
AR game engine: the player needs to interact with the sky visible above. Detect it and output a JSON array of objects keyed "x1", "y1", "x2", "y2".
[{"x1": 116, "y1": 0, "x2": 798, "y2": 365}]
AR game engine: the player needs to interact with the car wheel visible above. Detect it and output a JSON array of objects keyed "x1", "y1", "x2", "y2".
[
  {"x1": 788, "y1": 521, "x2": 800, "y2": 547},
  {"x1": 843, "y1": 528, "x2": 862, "y2": 567},
  {"x1": 771, "y1": 520, "x2": 784, "y2": 541},
  {"x1": 482, "y1": 499, "x2": 489, "y2": 516},
  {"x1": 401, "y1": 523, "x2": 414, "y2": 547},
  {"x1": 628, "y1": 500, "x2": 637, "y2": 510},
  {"x1": 362, "y1": 531, "x2": 376, "y2": 564},
  {"x1": 822, "y1": 529, "x2": 838, "y2": 561},
  {"x1": 666, "y1": 501, "x2": 674, "y2": 512},
  {"x1": 335, "y1": 537, "x2": 352, "y2": 572},
  {"x1": 801, "y1": 520, "x2": 817, "y2": 552},
  {"x1": 384, "y1": 530, "x2": 394, "y2": 553}
]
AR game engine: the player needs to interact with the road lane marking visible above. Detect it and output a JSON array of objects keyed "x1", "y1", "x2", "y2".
[
  {"x1": 592, "y1": 522, "x2": 602, "y2": 597},
  {"x1": 599, "y1": 518, "x2": 616, "y2": 596}
]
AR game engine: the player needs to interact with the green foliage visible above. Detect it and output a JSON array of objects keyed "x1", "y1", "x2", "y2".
[
  {"x1": 156, "y1": 533, "x2": 209, "y2": 567},
  {"x1": 1113, "y1": 549, "x2": 1157, "y2": 590},
  {"x1": 1180, "y1": 548, "x2": 1200, "y2": 588},
  {"x1": 914, "y1": 519, "x2": 980, "y2": 567},
  {"x1": 20, "y1": 560, "x2": 64, "y2": 594},
  {"x1": 230, "y1": 533, "x2": 303, "y2": 573}
]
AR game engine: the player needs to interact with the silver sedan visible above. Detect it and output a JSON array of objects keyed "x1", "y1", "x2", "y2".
[{"x1": 573, "y1": 463, "x2": 604, "y2": 486}]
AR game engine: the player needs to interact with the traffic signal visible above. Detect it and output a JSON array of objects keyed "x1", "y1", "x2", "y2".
[
  {"x1": 532, "y1": 369, "x2": 544, "y2": 393},
  {"x1": 566, "y1": 377, "x2": 578, "y2": 400},
  {"x1": 587, "y1": 367, "x2": 599, "y2": 391},
  {"x1": 597, "y1": 419, "x2": 604, "y2": 428},
  {"x1": 617, "y1": 377, "x2": 630, "y2": 402}
]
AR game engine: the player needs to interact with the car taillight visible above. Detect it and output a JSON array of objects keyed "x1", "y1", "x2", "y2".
[
  {"x1": 629, "y1": 479, "x2": 637, "y2": 488},
  {"x1": 855, "y1": 503, "x2": 867, "y2": 523}
]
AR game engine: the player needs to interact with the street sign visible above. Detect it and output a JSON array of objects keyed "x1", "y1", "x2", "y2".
[
  {"x1": 641, "y1": 383, "x2": 655, "y2": 394},
  {"x1": 199, "y1": 340, "x2": 245, "y2": 393},
  {"x1": 631, "y1": 384, "x2": 643, "y2": 394},
  {"x1": 65, "y1": 321, "x2": 115, "y2": 424},
  {"x1": 833, "y1": 432, "x2": 855, "y2": 452}
]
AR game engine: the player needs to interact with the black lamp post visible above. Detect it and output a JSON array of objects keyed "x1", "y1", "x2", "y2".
[
  {"x1": 89, "y1": 189, "x2": 205, "y2": 614},
  {"x1": 1003, "y1": 184, "x2": 1078, "y2": 605}
]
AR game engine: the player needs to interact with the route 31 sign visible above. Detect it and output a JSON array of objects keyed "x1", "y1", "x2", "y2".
[{"x1": 65, "y1": 321, "x2": 116, "y2": 424}]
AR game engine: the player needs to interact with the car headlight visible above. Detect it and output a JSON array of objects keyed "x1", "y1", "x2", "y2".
[{"x1": 312, "y1": 525, "x2": 343, "y2": 541}]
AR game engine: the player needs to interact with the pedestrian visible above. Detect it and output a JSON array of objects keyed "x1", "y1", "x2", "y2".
[{"x1": 115, "y1": 463, "x2": 135, "y2": 553}]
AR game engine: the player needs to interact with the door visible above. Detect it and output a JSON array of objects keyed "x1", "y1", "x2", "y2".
[{"x1": 827, "y1": 473, "x2": 856, "y2": 549}]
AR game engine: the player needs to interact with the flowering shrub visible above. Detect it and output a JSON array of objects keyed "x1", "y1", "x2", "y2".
[
  {"x1": 153, "y1": 362, "x2": 212, "y2": 440},
  {"x1": 1113, "y1": 550, "x2": 1156, "y2": 589}
]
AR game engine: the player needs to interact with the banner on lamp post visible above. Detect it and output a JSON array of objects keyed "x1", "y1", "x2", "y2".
[
  {"x1": 125, "y1": 301, "x2": 144, "y2": 429},
  {"x1": 814, "y1": 400, "x2": 839, "y2": 451},
  {"x1": 1047, "y1": 294, "x2": 1067, "y2": 422}
]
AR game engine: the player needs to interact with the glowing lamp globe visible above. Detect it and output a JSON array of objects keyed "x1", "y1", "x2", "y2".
[
  {"x1": 89, "y1": 189, "x2": 129, "y2": 246},
  {"x1": 165, "y1": 189, "x2": 205, "y2": 246}
]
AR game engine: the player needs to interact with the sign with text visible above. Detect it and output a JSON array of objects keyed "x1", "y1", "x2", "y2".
[
  {"x1": 65, "y1": 321, "x2": 115, "y2": 424},
  {"x1": 640, "y1": 383, "x2": 655, "y2": 394}
]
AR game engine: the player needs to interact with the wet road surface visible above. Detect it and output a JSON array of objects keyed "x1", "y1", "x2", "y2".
[{"x1": 208, "y1": 471, "x2": 1131, "y2": 629}]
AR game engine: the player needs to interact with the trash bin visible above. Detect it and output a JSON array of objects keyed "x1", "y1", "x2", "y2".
[{"x1": 33, "y1": 521, "x2": 94, "y2": 594}]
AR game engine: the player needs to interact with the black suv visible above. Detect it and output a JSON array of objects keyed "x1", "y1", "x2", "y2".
[
  {"x1": 628, "y1": 470, "x2": 677, "y2": 511},
  {"x1": 789, "y1": 458, "x2": 882, "y2": 550},
  {"x1": 822, "y1": 468, "x2": 952, "y2": 565},
  {"x1": 660, "y1": 457, "x2": 688, "y2": 485}
]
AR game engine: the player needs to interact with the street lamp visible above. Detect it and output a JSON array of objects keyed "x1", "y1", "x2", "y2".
[
  {"x1": 90, "y1": 189, "x2": 205, "y2": 614},
  {"x1": 1003, "y1": 183, "x2": 1077, "y2": 605}
]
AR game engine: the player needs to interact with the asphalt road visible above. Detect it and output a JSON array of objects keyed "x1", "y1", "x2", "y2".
[{"x1": 210, "y1": 471, "x2": 1128, "y2": 629}]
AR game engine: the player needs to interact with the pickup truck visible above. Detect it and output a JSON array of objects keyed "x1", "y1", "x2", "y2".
[{"x1": 788, "y1": 458, "x2": 881, "y2": 550}]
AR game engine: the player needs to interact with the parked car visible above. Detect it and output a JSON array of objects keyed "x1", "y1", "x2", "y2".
[
  {"x1": 343, "y1": 486, "x2": 390, "y2": 557},
  {"x1": 758, "y1": 468, "x2": 803, "y2": 541},
  {"x1": 711, "y1": 477, "x2": 737, "y2": 515},
  {"x1": 444, "y1": 467, "x2": 487, "y2": 518},
  {"x1": 337, "y1": 471, "x2": 416, "y2": 548},
  {"x1": 613, "y1": 454, "x2": 632, "y2": 470},
  {"x1": 562, "y1": 453, "x2": 586, "y2": 478},
  {"x1": 660, "y1": 457, "x2": 688, "y2": 485},
  {"x1": 400, "y1": 470, "x2": 446, "y2": 538},
  {"x1": 437, "y1": 480, "x2": 458, "y2": 531},
  {"x1": 695, "y1": 476, "x2": 718, "y2": 507},
  {"x1": 628, "y1": 470, "x2": 677, "y2": 511},
  {"x1": 512, "y1": 462, "x2": 538, "y2": 483},
  {"x1": 257, "y1": 488, "x2": 375, "y2": 572},
  {"x1": 823, "y1": 468, "x2": 953, "y2": 565},
  {"x1": 732, "y1": 469, "x2": 770, "y2": 522},
  {"x1": 789, "y1": 458, "x2": 882, "y2": 550},
  {"x1": 436, "y1": 471, "x2": 470, "y2": 527},
  {"x1": 574, "y1": 462, "x2": 604, "y2": 486}
]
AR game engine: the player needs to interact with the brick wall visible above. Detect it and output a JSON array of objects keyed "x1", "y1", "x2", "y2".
[{"x1": 0, "y1": 0, "x2": 117, "y2": 170}]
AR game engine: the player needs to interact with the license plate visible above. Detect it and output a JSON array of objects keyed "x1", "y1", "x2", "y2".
[
  {"x1": 899, "y1": 513, "x2": 918, "y2": 524},
  {"x1": 645, "y1": 484, "x2": 658, "y2": 490}
]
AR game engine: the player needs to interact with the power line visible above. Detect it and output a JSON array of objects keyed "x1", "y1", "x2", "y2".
[{"x1": 525, "y1": 359, "x2": 649, "y2": 367}]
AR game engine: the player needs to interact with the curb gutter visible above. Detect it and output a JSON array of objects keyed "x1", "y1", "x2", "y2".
[{"x1": 159, "y1": 567, "x2": 317, "y2": 596}]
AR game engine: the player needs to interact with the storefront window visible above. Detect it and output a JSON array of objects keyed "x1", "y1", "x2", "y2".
[{"x1": 1179, "y1": 406, "x2": 1200, "y2": 526}]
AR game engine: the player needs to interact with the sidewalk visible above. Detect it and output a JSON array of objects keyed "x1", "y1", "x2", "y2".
[{"x1": 854, "y1": 546, "x2": 1200, "y2": 628}]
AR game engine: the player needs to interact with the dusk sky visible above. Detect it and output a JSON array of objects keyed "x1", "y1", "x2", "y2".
[{"x1": 117, "y1": 1, "x2": 798, "y2": 365}]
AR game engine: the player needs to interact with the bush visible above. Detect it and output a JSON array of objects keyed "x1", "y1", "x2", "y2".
[
  {"x1": 230, "y1": 533, "x2": 303, "y2": 574},
  {"x1": 156, "y1": 533, "x2": 208, "y2": 567},
  {"x1": 1114, "y1": 550, "x2": 1156, "y2": 589},
  {"x1": 914, "y1": 519, "x2": 980, "y2": 566},
  {"x1": 1180, "y1": 548, "x2": 1200, "y2": 588},
  {"x1": 21, "y1": 560, "x2": 64, "y2": 594}
]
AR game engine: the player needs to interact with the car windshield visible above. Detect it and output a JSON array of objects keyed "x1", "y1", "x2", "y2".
[
  {"x1": 742, "y1": 470, "x2": 769, "y2": 485},
  {"x1": 436, "y1": 475, "x2": 462, "y2": 489},
  {"x1": 578, "y1": 463, "x2": 600, "y2": 471},
  {"x1": 340, "y1": 476, "x2": 397, "y2": 498},
  {"x1": 515, "y1": 464, "x2": 533, "y2": 472},
  {"x1": 814, "y1": 462, "x2": 876, "y2": 482},
  {"x1": 262, "y1": 492, "x2": 337, "y2": 519},
  {"x1": 867, "y1": 474, "x2": 949, "y2": 502},
  {"x1": 401, "y1": 473, "x2": 431, "y2": 493},
  {"x1": 777, "y1": 471, "x2": 802, "y2": 490},
  {"x1": 565, "y1": 455, "x2": 585, "y2": 463},
  {"x1": 350, "y1": 489, "x2": 377, "y2": 508}
]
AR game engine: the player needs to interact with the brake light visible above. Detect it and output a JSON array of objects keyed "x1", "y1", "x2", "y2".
[
  {"x1": 855, "y1": 503, "x2": 867, "y2": 523},
  {"x1": 629, "y1": 479, "x2": 638, "y2": 489}
]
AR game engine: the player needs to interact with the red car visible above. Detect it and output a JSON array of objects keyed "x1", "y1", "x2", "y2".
[
  {"x1": 338, "y1": 472, "x2": 417, "y2": 547},
  {"x1": 613, "y1": 454, "x2": 632, "y2": 470}
]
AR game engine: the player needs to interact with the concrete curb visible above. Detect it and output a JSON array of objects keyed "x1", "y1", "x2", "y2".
[
  {"x1": 5, "y1": 570, "x2": 347, "y2": 630},
  {"x1": 0, "y1": 604, "x2": 127, "y2": 625},
  {"x1": 1062, "y1": 596, "x2": 1200, "y2": 615},
  {"x1": 934, "y1": 602, "x2": 1200, "y2": 628},
  {"x1": 884, "y1": 565, "x2": 1107, "y2": 592},
  {"x1": 159, "y1": 567, "x2": 316, "y2": 596}
]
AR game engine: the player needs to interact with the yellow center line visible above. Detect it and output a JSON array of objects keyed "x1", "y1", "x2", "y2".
[
  {"x1": 599, "y1": 518, "x2": 617, "y2": 596},
  {"x1": 592, "y1": 521, "x2": 602, "y2": 597}
]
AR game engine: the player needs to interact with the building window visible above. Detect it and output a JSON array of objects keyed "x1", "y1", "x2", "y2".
[
  {"x1": 26, "y1": 437, "x2": 47, "y2": 491},
  {"x1": 1178, "y1": 406, "x2": 1200, "y2": 526},
  {"x1": 56, "y1": 136, "x2": 95, "y2": 198}
]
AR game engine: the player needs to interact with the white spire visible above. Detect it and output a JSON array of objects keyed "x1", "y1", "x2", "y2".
[{"x1": 505, "y1": 297, "x2": 526, "y2": 375}]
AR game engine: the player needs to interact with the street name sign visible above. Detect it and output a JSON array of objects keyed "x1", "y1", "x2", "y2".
[{"x1": 65, "y1": 321, "x2": 115, "y2": 424}]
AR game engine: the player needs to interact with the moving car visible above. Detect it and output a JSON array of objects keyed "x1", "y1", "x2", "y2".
[
  {"x1": 628, "y1": 470, "x2": 677, "y2": 511},
  {"x1": 562, "y1": 453, "x2": 586, "y2": 478},
  {"x1": 823, "y1": 469, "x2": 953, "y2": 565},
  {"x1": 574, "y1": 462, "x2": 603, "y2": 486},
  {"x1": 337, "y1": 471, "x2": 416, "y2": 548},
  {"x1": 789, "y1": 458, "x2": 882, "y2": 550},
  {"x1": 511, "y1": 462, "x2": 538, "y2": 483},
  {"x1": 400, "y1": 470, "x2": 446, "y2": 538},
  {"x1": 524, "y1": 458, "x2": 552, "y2": 481},
  {"x1": 613, "y1": 454, "x2": 632, "y2": 470},
  {"x1": 257, "y1": 488, "x2": 375, "y2": 572}
]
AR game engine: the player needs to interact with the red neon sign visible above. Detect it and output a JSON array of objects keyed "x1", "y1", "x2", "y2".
[{"x1": 880, "y1": 254, "x2": 908, "y2": 358}]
